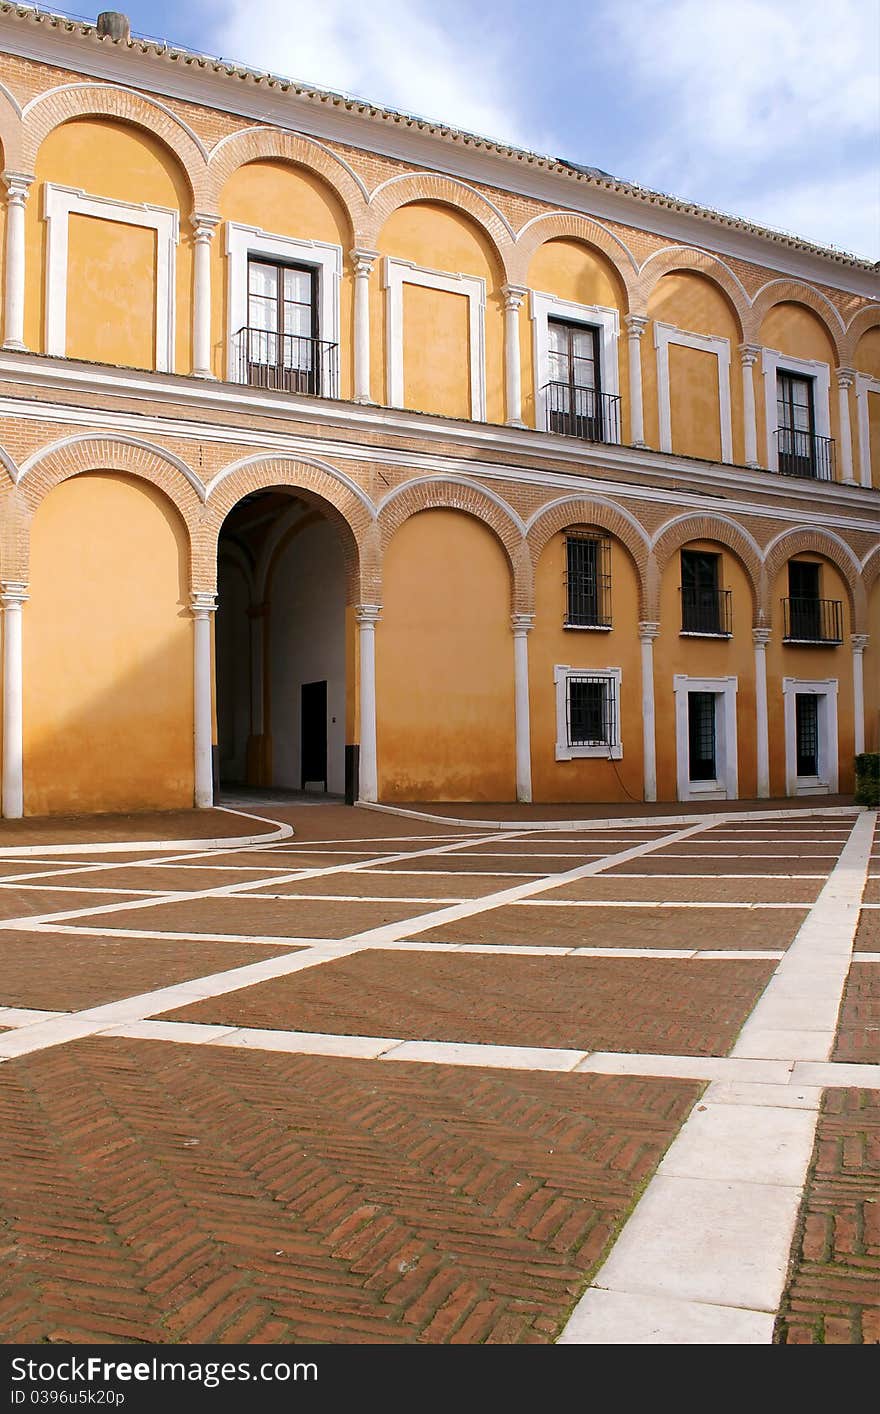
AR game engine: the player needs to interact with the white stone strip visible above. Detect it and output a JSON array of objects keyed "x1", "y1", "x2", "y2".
[
  {"x1": 560, "y1": 810, "x2": 876, "y2": 1347},
  {"x1": 851, "y1": 951, "x2": 880, "y2": 961},
  {"x1": 0, "y1": 1006, "x2": 61, "y2": 1026},
  {"x1": 0, "y1": 805, "x2": 294, "y2": 857},
  {"x1": 358, "y1": 802, "x2": 860, "y2": 832},
  {"x1": 0, "y1": 883, "x2": 174, "y2": 896},
  {"x1": 507, "y1": 900, "x2": 807, "y2": 911}
]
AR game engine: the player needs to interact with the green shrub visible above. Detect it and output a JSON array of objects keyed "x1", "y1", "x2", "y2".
[{"x1": 855, "y1": 752, "x2": 880, "y2": 808}]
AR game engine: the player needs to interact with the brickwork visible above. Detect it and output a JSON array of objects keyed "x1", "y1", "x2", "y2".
[{"x1": 833, "y1": 963, "x2": 880, "y2": 1065}]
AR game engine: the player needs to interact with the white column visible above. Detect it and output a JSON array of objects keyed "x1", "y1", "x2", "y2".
[
  {"x1": 512, "y1": 613, "x2": 533, "y2": 802},
  {"x1": 1, "y1": 582, "x2": 27, "y2": 818},
  {"x1": 639, "y1": 621, "x2": 659, "y2": 801},
  {"x1": 855, "y1": 375, "x2": 876, "y2": 488},
  {"x1": 191, "y1": 213, "x2": 219, "y2": 378},
  {"x1": 739, "y1": 343, "x2": 761, "y2": 468},
  {"x1": 625, "y1": 314, "x2": 649, "y2": 448},
  {"x1": 351, "y1": 249, "x2": 378, "y2": 404},
  {"x1": 191, "y1": 592, "x2": 216, "y2": 808},
  {"x1": 837, "y1": 369, "x2": 856, "y2": 484},
  {"x1": 356, "y1": 604, "x2": 381, "y2": 802},
  {"x1": 852, "y1": 634, "x2": 868, "y2": 756},
  {"x1": 2, "y1": 173, "x2": 34, "y2": 352},
  {"x1": 753, "y1": 627, "x2": 771, "y2": 799},
  {"x1": 502, "y1": 284, "x2": 527, "y2": 428}
]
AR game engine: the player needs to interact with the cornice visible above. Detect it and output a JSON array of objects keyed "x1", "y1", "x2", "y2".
[
  {"x1": 0, "y1": 7, "x2": 877, "y2": 300},
  {"x1": 0, "y1": 351, "x2": 877, "y2": 539}
]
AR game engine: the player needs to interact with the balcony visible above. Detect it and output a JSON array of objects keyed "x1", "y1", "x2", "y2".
[
  {"x1": 775, "y1": 428, "x2": 836, "y2": 481},
  {"x1": 680, "y1": 586, "x2": 733, "y2": 637},
  {"x1": 543, "y1": 383, "x2": 620, "y2": 444},
  {"x1": 233, "y1": 328, "x2": 338, "y2": 398},
  {"x1": 782, "y1": 597, "x2": 843, "y2": 645}
]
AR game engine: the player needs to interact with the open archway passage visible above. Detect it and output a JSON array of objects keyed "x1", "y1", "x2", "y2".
[{"x1": 215, "y1": 490, "x2": 349, "y2": 798}]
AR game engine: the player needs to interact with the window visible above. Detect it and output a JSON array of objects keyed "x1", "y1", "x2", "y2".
[
  {"x1": 547, "y1": 319, "x2": 606, "y2": 440},
  {"x1": 795, "y1": 693, "x2": 819, "y2": 777},
  {"x1": 687, "y1": 692, "x2": 717, "y2": 781},
  {"x1": 242, "y1": 258, "x2": 321, "y2": 393},
  {"x1": 783, "y1": 561, "x2": 843, "y2": 644},
  {"x1": 565, "y1": 533, "x2": 611, "y2": 629},
  {"x1": 680, "y1": 550, "x2": 731, "y2": 636},
  {"x1": 554, "y1": 666, "x2": 622, "y2": 760},
  {"x1": 776, "y1": 371, "x2": 831, "y2": 478}
]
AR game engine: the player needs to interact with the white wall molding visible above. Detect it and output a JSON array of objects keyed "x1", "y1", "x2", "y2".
[
  {"x1": 760, "y1": 347, "x2": 832, "y2": 473},
  {"x1": 673, "y1": 674, "x2": 738, "y2": 802},
  {"x1": 225, "y1": 221, "x2": 342, "y2": 385},
  {"x1": 854, "y1": 372, "x2": 879, "y2": 489},
  {"x1": 782, "y1": 676, "x2": 839, "y2": 797},
  {"x1": 554, "y1": 664, "x2": 623, "y2": 761},
  {"x1": 383, "y1": 256, "x2": 486, "y2": 419},
  {"x1": 653, "y1": 321, "x2": 732, "y2": 463},
  {"x1": 530, "y1": 291, "x2": 620, "y2": 440},
  {"x1": 43, "y1": 182, "x2": 179, "y2": 370}
]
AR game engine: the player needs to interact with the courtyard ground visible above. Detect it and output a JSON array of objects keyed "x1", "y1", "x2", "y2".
[{"x1": 0, "y1": 798, "x2": 876, "y2": 1345}]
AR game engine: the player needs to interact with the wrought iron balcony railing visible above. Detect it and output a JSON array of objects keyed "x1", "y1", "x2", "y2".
[
  {"x1": 782, "y1": 597, "x2": 843, "y2": 645},
  {"x1": 543, "y1": 382, "x2": 620, "y2": 444},
  {"x1": 680, "y1": 586, "x2": 733, "y2": 637},
  {"x1": 233, "y1": 327, "x2": 338, "y2": 398},
  {"x1": 775, "y1": 428, "x2": 836, "y2": 481}
]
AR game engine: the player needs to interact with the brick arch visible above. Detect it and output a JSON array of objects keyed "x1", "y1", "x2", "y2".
[
  {"x1": 200, "y1": 455, "x2": 376, "y2": 604},
  {"x1": 862, "y1": 544, "x2": 880, "y2": 597},
  {"x1": 377, "y1": 476, "x2": 528, "y2": 611},
  {"x1": 509, "y1": 211, "x2": 638, "y2": 304},
  {"x1": 526, "y1": 495, "x2": 649, "y2": 616},
  {"x1": 21, "y1": 85, "x2": 209, "y2": 207},
  {"x1": 9, "y1": 434, "x2": 203, "y2": 583},
  {"x1": 205, "y1": 127, "x2": 368, "y2": 234},
  {"x1": 0, "y1": 80, "x2": 23, "y2": 171},
  {"x1": 747, "y1": 279, "x2": 845, "y2": 361},
  {"x1": 843, "y1": 304, "x2": 880, "y2": 367},
  {"x1": 649, "y1": 512, "x2": 763, "y2": 624},
  {"x1": 362, "y1": 173, "x2": 515, "y2": 282},
  {"x1": 762, "y1": 527, "x2": 866, "y2": 632},
  {"x1": 635, "y1": 246, "x2": 750, "y2": 335}
]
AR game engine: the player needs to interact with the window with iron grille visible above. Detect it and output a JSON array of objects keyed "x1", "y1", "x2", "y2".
[
  {"x1": 795, "y1": 693, "x2": 819, "y2": 777},
  {"x1": 565, "y1": 532, "x2": 612, "y2": 629},
  {"x1": 554, "y1": 666, "x2": 622, "y2": 760}
]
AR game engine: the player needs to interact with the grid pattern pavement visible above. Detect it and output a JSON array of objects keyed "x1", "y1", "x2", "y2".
[{"x1": 0, "y1": 801, "x2": 874, "y2": 1344}]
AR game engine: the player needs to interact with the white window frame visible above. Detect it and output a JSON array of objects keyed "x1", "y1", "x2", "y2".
[
  {"x1": 673, "y1": 674, "x2": 739, "y2": 802},
  {"x1": 554, "y1": 665, "x2": 622, "y2": 761},
  {"x1": 653, "y1": 321, "x2": 733, "y2": 463},
  {"x1": 855, "y1": 373, "x2": 880, "y2": 489},
  {"x1": 782, "y1": 677, "x2": 839, "y2": 796},
  {"x1": 225, "y1": 221, "x2": 342, "y2": 386},
  {"x1": 383, "y1": 256, "x2": 486, "y2": 419},
  {"x1": 530, "y1": 291, "x2": 620, "y2": 441},
  {"x1": 761, "y1": 349, "x2": 832, "y2": 473},
  {"x1": 43, "y1": 182, "x2": 179, "y2": 371}
]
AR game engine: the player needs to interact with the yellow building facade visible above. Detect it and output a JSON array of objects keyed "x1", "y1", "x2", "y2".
[{"x1": 0, "y1": 6, "x2": 877, "y2": 816}]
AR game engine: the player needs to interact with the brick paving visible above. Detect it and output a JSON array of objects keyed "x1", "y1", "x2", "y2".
[
  {"x1": 0, "y1": 933, "x2": 298, "y2": 1011},
  {"x1": 863, "y1": 879, "x2": 880, "y2": 903},
  {"x1": 833, "y1": 964, "x2": 880, "y2": 1065},
  {"x1": 267, "y1": 872, "x2": 519, "y2": 899},
  {"x1": 0, "y1": 808, "x2": 280, "y2": 847},
  {"x1": 69, "y1": 896, "x2": 440, "y2": 939},
  {"x1": 0, "y1": 887, "x2": 145, "y2": 920},
  {"x1": 159, "y1": 951, "x2": 775, "y2": 1056},
  {"x1": 0, "y1": 1040, "x2": 699, "y2": 1344},
  {"x1": 854, "y1": 912, "x2": 880, "y2": 952},
  {"x1": 775, "y1": 1089, "x2": 880, "y2": 1345},
  {"x1": 416, "y1": 904, "x2": 807, "y2": 950},
  {"x1": 543, "y1": 877, "x2": 822, "y2": 904},
  {"x1": 605, "y1": 856, "x2": 833, "y2": 876}
]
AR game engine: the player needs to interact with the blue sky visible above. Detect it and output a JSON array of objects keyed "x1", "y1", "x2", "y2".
[{"x1": 99, "y1": 0, "x2": 879, "y2": 259}]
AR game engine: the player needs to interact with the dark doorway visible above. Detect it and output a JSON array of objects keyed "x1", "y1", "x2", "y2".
[
  {"x1": 795, "y1": 693, "x2": 819, "y2": 777},
  {"x1": 688, "y1": 691, "x2": 717, "y2": 781},
  {"x1": 301, "y1": 680, "x2": 328, "y2": 791}
]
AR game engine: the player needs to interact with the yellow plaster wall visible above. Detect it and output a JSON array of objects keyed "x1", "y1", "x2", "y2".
[
  {"x1": 529, "y1": 531, "x2": 643, "y2": 801},
  {"x1": 215, "y1": 159, "x2": 354, "y2": 395},
  {"x1": 522, "y1": 239, "x2": 627, "y2": 433},
  {"x1": 375, "y1": 202, "x2": 504, "y2": 421},
  {"x1": 23, "y1": 473, "x2": 194, "y2": 814},
  {"x1": 644, "y1": 273, "x2": 744, "y2": 462},
  {"x1": 653, "y1": 542, "x2": 757, "y2": 801},
  {"x1": 855, "y1": 329, "x2": 880, "y2": 490},
  {"x1": 854, "y1": 328, "x2": 880, "y2": 379},
  {"x1": 402, "y1": 283, "x2": 470, "y2": 419},
  {"x1": 66, "y1": 215, "x2": 157, "y2": 369},
  {"x1": 765, "y1": 557, "x2": 855, "y2": 795},
  {"x1": 869, "y1": 391, "x2": 880, "y2": 491},
  {"x1": 28, "y1": 117, "x2": 192, "y2": 370},
  {"x1": 376, "y1": 509, "x2": 515, "y2": 799},
  {"x1": 758, "y1": 303, "x2": 840, "y2": 463}
]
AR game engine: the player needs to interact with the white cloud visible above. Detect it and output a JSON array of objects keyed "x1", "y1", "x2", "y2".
[{"x1": 198, "y1": 0, "x2": 547, "y2": 150}]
